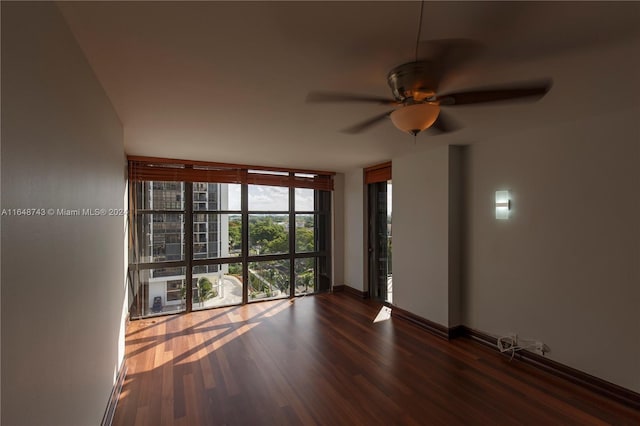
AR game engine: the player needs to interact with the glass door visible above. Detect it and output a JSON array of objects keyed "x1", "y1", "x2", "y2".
[{"x1": 368, "y1": 180, "x2": 392, "y2": 303}]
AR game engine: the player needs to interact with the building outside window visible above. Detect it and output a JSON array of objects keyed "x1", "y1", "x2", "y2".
[{"x1": 138, "y1": 181, "x2": 229, "y2": 313}]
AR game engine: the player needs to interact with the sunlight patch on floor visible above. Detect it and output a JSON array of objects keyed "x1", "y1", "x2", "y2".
[{"x1": 373, "y1": 306, "x2": 392, "y2": 323}]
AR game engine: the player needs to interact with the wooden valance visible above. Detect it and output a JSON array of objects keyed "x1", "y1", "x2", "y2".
[
  {"x1": 364, "y1": 161, "x2": 391, "y2": 184},
  {"x1": 128, "y1": 156, "x2": 334, "y2": 191}
]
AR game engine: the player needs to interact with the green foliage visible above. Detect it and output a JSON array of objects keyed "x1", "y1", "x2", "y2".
[
  {"x1": 298, "y1": 269, "x2": 314, "y2": 288},
  {"x1": 196, "y1": 276, "x2": 217, "y2": 301},
  {"x1": 181, "y1": 276, "x2": 218, "y2": 303},
  {"x1": 246, "y1": 215, "x2": 316, "y2": 255},
  {"x1": 229, "y1": 218, "x2": 242, "y2": 251},
  {"x1": 250, "y1": 217, "x2": 286, "y2": 253},
  {"x1": 266, "y1": 234, "x2": 289, "y2": 254},
  {"x1": 294, "y1": 258, "x2": 315, "y2": 292},
  {"x1": 249, "y1": 271, "x2": 276, "y2": 295},
  {"x1": 295, "y1": 228, "x2": 314, "y2": 252},
  {"x1": 225, "y1": 215, "x2": 318, "y2": 296},
  {"x1": 228, "y1": 263, "x2": 242, "y2": 276},
  {"x1": 248, "y1": 261, "x2": 289, "y2": 296}
]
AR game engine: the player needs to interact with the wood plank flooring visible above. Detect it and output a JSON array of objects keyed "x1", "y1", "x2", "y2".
[{"x1": 113, "y1": 293, "x2": 640, "y2": 425}]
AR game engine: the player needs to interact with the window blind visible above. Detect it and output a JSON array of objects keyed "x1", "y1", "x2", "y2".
[
  {"x1": 364, "y1": 161, "x2": 391, "y2": 184},
  {"x1": 128, "y1": 156, "x2": 335, "y2": 191}
]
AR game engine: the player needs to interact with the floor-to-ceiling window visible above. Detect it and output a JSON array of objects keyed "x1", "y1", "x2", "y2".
[
  {"x1": 128, "y1": 158, "x2": 333, "y2": 318},
  {"x1": 365, "y1": 162, "x2": 392, "y2": 303}
]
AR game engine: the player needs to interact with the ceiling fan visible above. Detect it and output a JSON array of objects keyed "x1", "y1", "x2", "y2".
[{"x1": 306, "y1": 3, "x2": 552, "y2": 136}]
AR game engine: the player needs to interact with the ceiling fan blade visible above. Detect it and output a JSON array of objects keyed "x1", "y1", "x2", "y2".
[
  {"x1": 306, "y1": 91, "x2": 399, "y2": 105},
  {"x1": 427, "y1": 110, "x2": 460, "y2": 134},
  {"x1": 437, "y1": 79, "x2": 552, "y2": 106},
  {"x1": 342, "y1": 110, "x2": 393, "y2": 134},
  {"x1": 419, "y1": 39, "x2": 484, "y2": 90}
]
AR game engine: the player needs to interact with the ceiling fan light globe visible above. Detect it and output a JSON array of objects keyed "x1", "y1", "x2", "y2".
[{"x1": 390, "y1": 103, "x2": 440, "y2": 135}]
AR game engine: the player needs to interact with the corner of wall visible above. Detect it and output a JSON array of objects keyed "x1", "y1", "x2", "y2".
[
  {"x1": 392, "y1": 144, "x2": 450, "y2": 326},
  {"x1": 332, "y1": 173, "x2": 345, "y2": 287},
  {"x1": 448, "y1": 145, "x2": 466, "y2": 327},
  {"x1": 343, "y1": 169, "x2": 366, "y2": 291}
]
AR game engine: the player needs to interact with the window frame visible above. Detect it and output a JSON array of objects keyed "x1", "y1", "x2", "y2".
[{"x1": 128, "y1": 160, "x2": 333, "y2": 317}]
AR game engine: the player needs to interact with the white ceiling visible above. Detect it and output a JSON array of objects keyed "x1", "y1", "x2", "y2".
[{"x1": 58, "y1": 1, "x2": 640, "y2": 172}]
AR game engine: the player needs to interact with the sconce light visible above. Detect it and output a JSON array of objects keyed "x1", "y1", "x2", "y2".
[{"x1": 495, "y1": 190, "x2": 511, "y2": 220}]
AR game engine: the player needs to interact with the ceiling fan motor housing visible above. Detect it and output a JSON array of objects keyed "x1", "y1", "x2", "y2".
[{"x1": 387, "y1": 61, "x2": 438, "y2": 102}]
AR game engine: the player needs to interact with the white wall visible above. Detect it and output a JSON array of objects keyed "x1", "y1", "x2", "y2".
[
  {"x1": 463, "y1": 36, "x2": 640, "y2": 393},
  {"x1": 393, "y1": 144, "x2": 451, "y2": 326},
  {"x1": 386, "y1": 35, "x2": 640, "y2": 392},
  {"x1": 149, "y1": 279, "x2": 169, "y2": 308},
  {"x1": 0, "y1": 66, "x2": 2, "y2": 424},
  {"x1": 343, "y1": 169, "x2": 366, "y2": 291},
  {"x1": 1, "y1": 3, "x2": 127, "y2": 425}
]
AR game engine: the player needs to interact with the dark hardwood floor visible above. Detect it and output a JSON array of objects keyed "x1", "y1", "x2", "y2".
[{"x1": 113, "y1": 293, "x2": 640, "y2": 425}]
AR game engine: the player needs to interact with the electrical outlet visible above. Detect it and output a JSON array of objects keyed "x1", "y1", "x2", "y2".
[
  {"x1": 508, "y1": 333, "x2": 518, "y2": 345},
  {"x1": 534, "y1": 341, "x2": 545, "y2": 355}
]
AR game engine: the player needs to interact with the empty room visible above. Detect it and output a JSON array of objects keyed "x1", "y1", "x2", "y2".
[{"x1": 1, "y1": 1, "x2": 639, "y2": 425}]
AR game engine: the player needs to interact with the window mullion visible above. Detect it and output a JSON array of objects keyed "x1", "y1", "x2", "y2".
[
  {"x1": 289, "y1": 176, "x2": 295, "y2": 298},
  {"x1": 241, "y1": 180, "x2": 249, "y2": 304},
  {"x1": 185, "y1": 181, "x2": 194, "y2": 312}
]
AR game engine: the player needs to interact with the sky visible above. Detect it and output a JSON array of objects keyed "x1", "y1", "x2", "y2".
[
  {"x1": 228, "y1": 182, "x2": 390, "y2": 214},
  {"x1": 227, "y1": 184, "x2": 315, "y2": 211}
]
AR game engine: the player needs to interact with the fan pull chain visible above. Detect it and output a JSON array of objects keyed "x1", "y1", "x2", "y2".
[{"x1": 414, "y1": 0, "x2": 425, "y2": 62}]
